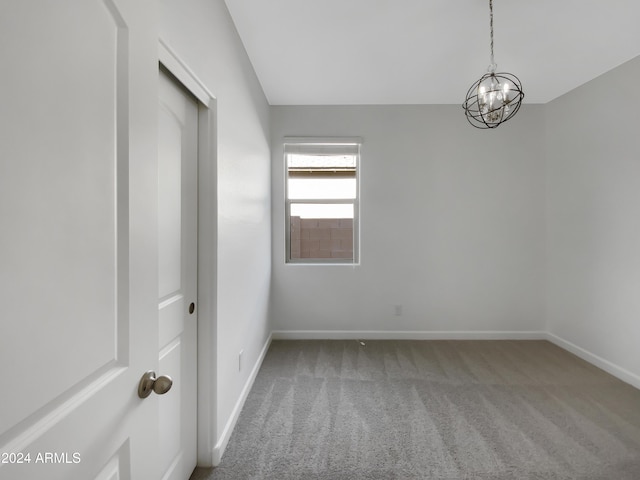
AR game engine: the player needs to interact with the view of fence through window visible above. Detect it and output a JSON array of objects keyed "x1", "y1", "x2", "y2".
[{"x1": 286, "y1": 151, "x2": 358, "y2": 262}]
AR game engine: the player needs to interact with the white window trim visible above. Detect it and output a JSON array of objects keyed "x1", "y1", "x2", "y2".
[{"x1": 284, "y1": 137, "x2": 362, "y2": 265}]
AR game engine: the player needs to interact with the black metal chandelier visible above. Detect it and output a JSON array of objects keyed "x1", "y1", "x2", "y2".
[{"x1": 462, "y1": 0, "x2": 524, "y2": 129}]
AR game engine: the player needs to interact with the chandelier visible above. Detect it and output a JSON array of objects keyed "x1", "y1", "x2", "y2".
[{"x1": 462, "y1": 0, "x2": 524, "y2": 129}]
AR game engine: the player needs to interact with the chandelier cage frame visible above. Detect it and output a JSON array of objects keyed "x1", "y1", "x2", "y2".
[{"x1": 462, "y1": 0, "x2": 524, "y2": 129}]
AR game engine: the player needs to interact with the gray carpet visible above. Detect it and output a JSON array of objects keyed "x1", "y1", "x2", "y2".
[{"x1": 191, "y1": 340, "x2": 640, "y2": 479}]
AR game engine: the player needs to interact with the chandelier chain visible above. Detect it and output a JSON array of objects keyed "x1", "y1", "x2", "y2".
[{"x1": 489, "y1": 0, "x2": 495, "y2": 65}]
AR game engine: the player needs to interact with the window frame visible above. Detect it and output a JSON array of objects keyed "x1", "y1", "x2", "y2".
[{"x1": 284, "y1": 137, "x2": 361, "y2": 265}]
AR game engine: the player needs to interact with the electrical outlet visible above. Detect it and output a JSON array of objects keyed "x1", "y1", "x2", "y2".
[
  {"x1": 239, "y1": 350, "x2": 243, "y2": 372},
  {"x1": 394, "y1": 305, "x2": 403, "y2": 316}
]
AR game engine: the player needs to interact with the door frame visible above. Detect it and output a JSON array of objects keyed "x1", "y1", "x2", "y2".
[{"x1": 158, "y1": 38, "x2": 218, "y2": 467}]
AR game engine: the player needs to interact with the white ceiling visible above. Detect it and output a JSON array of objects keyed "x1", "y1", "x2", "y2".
[{"x1": 223, "y1": 0, "x2": 640, "y2": 105}]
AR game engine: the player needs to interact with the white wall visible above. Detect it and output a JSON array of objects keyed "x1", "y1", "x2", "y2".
[
  {"x1": 546, "y1": 55, "x2": 640, "y2": 381},
  {"x1": 271, "y1": 105, "x2": 546, "y2": 336},
  {"x1": 159, "y1": 0, "x2": 271, "y2": 460}
]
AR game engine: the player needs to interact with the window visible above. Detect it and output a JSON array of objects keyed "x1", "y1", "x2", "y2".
[{"x1": 285, "y1": 138, "x2": 361, "y2": 264}]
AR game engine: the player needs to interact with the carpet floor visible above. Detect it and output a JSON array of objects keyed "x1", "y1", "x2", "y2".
[{"x1": 191, "y1": 340, "x2": 640, "y2": 479}]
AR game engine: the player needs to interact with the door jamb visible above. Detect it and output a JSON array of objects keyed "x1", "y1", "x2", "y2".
[{"x1": 158, "y1": 38, "x2": 218, "y2": 467}]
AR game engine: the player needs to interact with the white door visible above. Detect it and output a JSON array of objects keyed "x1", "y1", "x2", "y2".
[
  {"x1": 0, "y1": 1, "x2": 161, "y2": 479},
  {"x1": 157, "y1": 69, "x2": 198, "y2": 480}
]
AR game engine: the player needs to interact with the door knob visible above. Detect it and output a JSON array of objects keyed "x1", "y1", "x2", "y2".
[{"x1": 138, "y1": 370, "x2": 173, "y2": 398}]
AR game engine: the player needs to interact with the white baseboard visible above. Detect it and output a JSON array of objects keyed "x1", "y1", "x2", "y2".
[
  {"x1": 271, "y1": 330, "x2": 547, "y2": 341},
  {"x1": 545, "y1": 332, "x2": 640, "y2": 390},
  {"x1": 212, "y1": 332, "x2": 273, "y2": 466}
]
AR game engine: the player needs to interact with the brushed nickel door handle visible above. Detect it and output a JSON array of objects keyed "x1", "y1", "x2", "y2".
[{"x1": 138, "y1": 370, "x2": 173, "y2": 398}]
